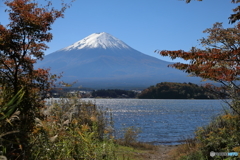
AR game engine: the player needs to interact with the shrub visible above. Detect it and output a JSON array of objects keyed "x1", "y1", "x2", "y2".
[
  {"x1": 194, "y1": 111, "x2": 240, "y2": 160},
  {"x1": 178, "y1": 110, "x2": 240, "y2": 160},
  {"x1": 124, "y1": 127, "x2": 141, "y2": 146},
  {"x1": 29, "y1": 97, "x2": 116, "y2": 159},
  {"x1": 115, "y1": 126, "x2": 142, "y2": 147}
]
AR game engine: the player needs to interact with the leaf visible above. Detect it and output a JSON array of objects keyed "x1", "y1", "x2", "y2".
[{"x1": 0, "y1": 88, "x2": 25, "y2": 121}]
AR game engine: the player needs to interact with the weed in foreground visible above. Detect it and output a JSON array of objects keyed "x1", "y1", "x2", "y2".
[
  {"x1": 175, "y1": 110, "x2": 240, "y2": 160},
  {"x1": 29, "y1": 97, "x2": 116, "y2": 159}
]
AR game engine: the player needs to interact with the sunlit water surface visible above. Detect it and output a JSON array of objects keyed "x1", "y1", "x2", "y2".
[{"x1": 46, "y1": 98, "x2": 227, "y2": 145}]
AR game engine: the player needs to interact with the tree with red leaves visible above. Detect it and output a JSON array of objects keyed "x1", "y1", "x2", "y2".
[
  {"x1": 157, "y1": 22, "x2": 240, "y2": 114},
  {"x1": 0, "y1": 0, "x2": 70, "y2": 158}
]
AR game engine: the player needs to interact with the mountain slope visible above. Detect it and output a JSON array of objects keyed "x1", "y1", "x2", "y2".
[{"x1": 35, "y1": 32, "x2": 201, "y2": 89}]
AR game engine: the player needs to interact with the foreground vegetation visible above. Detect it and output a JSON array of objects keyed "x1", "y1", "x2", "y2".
[
  {"x1": 31, "y1": 98, "x2": 116, "y2": 159},
  {"x1": 0, "y1": 94, "x2": 115, "y2": 159},
  {"x1": 0, "y1": 93, "x2": 160, "y2": 159},
  {"x1": 169, "y1": 110, "x2": 240, "y2": 160}
]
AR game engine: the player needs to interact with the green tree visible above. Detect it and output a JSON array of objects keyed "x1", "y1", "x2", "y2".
[
  {"x1": 0, "y1": 0, "x2": 70, "y2": 158},
  {"x1": 138, "y1": 82, "x2": 215, "y2": 99}
]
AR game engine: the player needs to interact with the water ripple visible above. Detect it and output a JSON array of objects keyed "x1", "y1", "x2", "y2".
[{"x1": 83, "y1": 99, "x2": 225, "y2": 145}]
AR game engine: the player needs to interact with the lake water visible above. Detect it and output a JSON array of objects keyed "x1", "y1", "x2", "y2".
[{"x1": 45, "y1": 98, "x2": 228, "y2": 145}]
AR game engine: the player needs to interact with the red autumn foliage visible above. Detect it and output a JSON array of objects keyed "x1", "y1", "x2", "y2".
[
  {"x1": 158, "y1": 22, "x2": 240, "y2": 82},
  {"x1": 0, "y1": 0, "x2": 70, "y2": 158},
  {"x1": 157, "y1": 22, "x2": 240, "y2": 114}
]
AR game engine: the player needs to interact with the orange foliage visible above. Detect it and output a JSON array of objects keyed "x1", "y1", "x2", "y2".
[
  {"x1": 157, "y1": 23, "x2": 240, "y2": 82},
  {"x1": 0, "y1": 0, "x2": 70, "y2": 158}
]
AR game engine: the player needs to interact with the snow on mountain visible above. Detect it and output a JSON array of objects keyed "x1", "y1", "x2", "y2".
[
  {"x1": 61, "y1": 32, "x2": 131, "y2": 51},
  {"x1": 36, "y1": 32, "x2": 201, "y2": 89}
]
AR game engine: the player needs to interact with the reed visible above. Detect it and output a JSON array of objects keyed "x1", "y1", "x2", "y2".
[{"x1": 28, "y1": 96, "x2": 116, "y2": 159}]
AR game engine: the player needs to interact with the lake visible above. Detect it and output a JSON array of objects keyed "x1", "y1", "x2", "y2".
[{"x1": 45, "y1": 98, "x2": 228, "y2": 145}]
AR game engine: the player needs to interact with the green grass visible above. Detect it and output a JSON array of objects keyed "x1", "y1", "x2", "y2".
[{"x1": 114, "y1": 144, "x2": 157, "y2": 160}]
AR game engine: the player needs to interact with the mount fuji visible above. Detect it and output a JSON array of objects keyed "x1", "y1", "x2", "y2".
[{"x1": 35, "y1": 32, "x2": 201, "y2": 89}]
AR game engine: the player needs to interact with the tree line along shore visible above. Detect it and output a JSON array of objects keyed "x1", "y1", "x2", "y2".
[{"x1": 49, "y1": 82, "x2": 219, "y2": 99}]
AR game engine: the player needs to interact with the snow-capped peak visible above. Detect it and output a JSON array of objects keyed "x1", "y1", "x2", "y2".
[{"x1": 62, "y1": 32, "x2": 131, "y2": 51}]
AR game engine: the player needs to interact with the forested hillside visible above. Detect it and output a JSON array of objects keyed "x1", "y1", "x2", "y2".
[
  {"x1": 92, "y1": 89, "x2": 137, "y2": 98},
  {"x1": 138, "y1": 82, "x2": 217, "y2": 99}
]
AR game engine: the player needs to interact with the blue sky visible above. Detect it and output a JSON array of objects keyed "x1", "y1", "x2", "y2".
[{"x1": 0, "y1": 0, "x2": 237, "y2": 63}]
